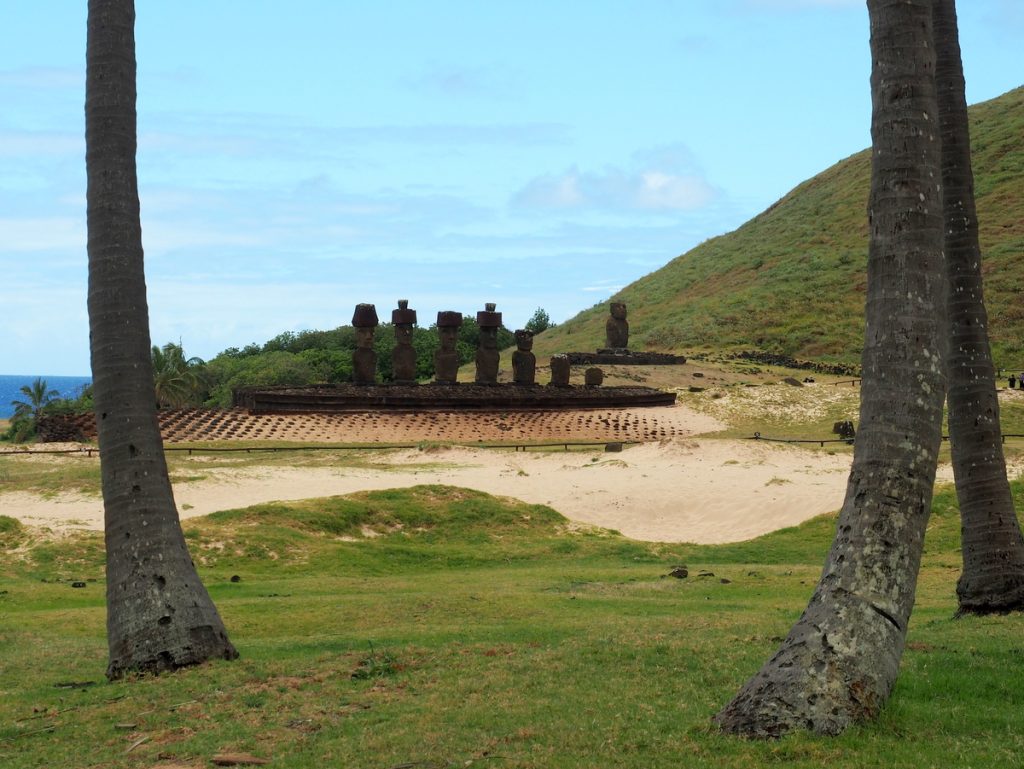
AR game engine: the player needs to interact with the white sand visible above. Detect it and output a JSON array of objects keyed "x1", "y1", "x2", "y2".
[{"x1": 2, "y1": 439, "x2": 854, "y2": 544}]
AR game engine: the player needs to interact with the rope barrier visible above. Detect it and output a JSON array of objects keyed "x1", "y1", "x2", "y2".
[
  {"x1": 750, "y1": 432, "x2": 1024, "y2": 446},
  {"x1": 0, "y1": 440, "x2": 640, "y2": 458}
]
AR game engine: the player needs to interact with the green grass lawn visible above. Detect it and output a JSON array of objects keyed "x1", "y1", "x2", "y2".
[{"x1": 2, "y1": 483, "x2": 1023, "y2": 768}]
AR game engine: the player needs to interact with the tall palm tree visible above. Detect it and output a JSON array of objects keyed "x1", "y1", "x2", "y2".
[
  {"x1": 87, "y1": 0, "x2": 237, "y2": 678},
  {"x1": 715, "y1": 0, "x2": 946, "y2": 736},
  {"x1": 10, "y1": 377, "x2": 60, "y2": 421},
  {"x1": 152, "y1": 341, "x2": 205, "y2": 408},
  {"x1": 932, "y1": 0, "x2": 1024, "y2": 614}
]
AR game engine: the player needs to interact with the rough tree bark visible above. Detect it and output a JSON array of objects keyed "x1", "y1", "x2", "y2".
[
  {"x1": 86, "y1": 0, "x2": 238, "y2": 679},
  {"x1": 714, "y1": 0, "x2": 946, "y2": 737},
  {"x1": 932, "y1": 0, "x2": 1024, "y2": 614}
]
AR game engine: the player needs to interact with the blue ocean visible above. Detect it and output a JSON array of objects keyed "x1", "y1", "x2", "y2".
[{"x1": 0, "y1": 375, "x2": 92, "y2": 419}]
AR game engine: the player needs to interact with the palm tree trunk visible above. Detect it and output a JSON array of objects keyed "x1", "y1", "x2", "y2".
[
  {"x1": 86, "y1": 0, "x2": 238, "y2": 679},
  {"x1": 932, "y1": 0, "x2": 1024, "y2": 614},
  {"x1": 714, "y1": 0, "x2": 945, "y2": 736}
]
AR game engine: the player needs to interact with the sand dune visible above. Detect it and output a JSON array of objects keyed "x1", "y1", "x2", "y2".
[{"x1": 3, "y1": 439, "x2": 853, "y2": 544}]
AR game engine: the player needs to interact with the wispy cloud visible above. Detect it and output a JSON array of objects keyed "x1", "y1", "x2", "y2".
[
  {"x1": 988, "y1": 0, "x2": 1024, "y2": 30},
  {"x1": 139, "y1": 112, "x2": 572, "y2": 156},
  {"x1": 0, "y1": 216, "x2": 84, "y2": 251},
  {"x1": 512, "y1": 144, "x2": 717, "y2": 213},
  {"x1": 406, "y1": 63, "x2": 514, "y2": 98},
  {"x1": 0, "y1": 67, "x2": 80, "y2": 89},
  {"x1": 0, "y1": 130, "x2": 82, "y2": 157}
]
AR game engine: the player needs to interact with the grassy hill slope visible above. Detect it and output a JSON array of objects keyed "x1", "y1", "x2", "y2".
[{"x1": 535, "y1": 86, "x2": 1024, "y2": 366}]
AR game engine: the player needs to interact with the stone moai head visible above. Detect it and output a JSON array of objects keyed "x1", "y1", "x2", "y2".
[
  {"x1": 514, "y1": 329, "x2": 534, "y2": 352},
  {"x1": 436, "y1": 311, "x2": 462, "y2": 351},
  {"x1": 476, "y1": 303, "x2": 502, "y2": 349},
  {"x1": 352, "y1": 303, "x2": 379, "y2": 347},
  {"x1": 585, "y1": 367, "x2": 604, "y2": 387},
  {"x1": 392, "y1": 299, "x2": 417, "y2": 344},
  {"x1": 352, "y1": 303, "x2": 380, "y2": 385},
  {"x1": 610, "y1": 301, "x2": 627, "y2": 320}
]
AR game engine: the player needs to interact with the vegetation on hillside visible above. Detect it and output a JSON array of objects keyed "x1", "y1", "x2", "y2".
[{"x1": 532, "y1": 86, "x2": 1024, "y2": 366}]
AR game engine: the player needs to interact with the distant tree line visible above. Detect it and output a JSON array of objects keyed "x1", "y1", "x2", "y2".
[
  {"x1": 2, "y1": 309, "x2": 555, "y2": 441},
  {"x1": 201, "y1": 317, "x2": 519, "y2": 406},
  {"x1": 3, "y1": 377, "x2": 93, "y2": 442}
]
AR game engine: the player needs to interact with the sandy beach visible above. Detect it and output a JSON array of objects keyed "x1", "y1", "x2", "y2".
[
  {"x1": 2, "y1": 438, "x2": 855, "y2": 544},
  {"x1": 7, "y1": 383, "x2": 1003, "y2": 544}
]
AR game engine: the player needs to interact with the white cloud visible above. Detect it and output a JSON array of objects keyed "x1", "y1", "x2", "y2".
[
  {"x1": 637, "y1": 171, "x2": 713, "y2": 210},
  {"x1": 0, "y1": 216, "x2": 84, "y2": 251},
  {"x1": 407, "y1": 63, "x2": 513, "y2": 98},
  {"x1": 141, "y1": 220, "x2": 264, "y2": 252},
  {"x1": 0, "y1": 67, "x2": 81, "y2": 89},
  {"x1": 0, "y1": 130, "x2": 82, "y2": 157},
  {"x1": 512, "y1": 145, "x2": 716, "y2": 213}
]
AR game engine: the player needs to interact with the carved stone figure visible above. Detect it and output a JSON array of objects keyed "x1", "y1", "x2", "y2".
[
  {"x1": 512, "y1": 329, "x2": 536, "y2": 385},
  {"x1": 434, "y1": 311, "x2": 463, "y2": 384},
  {"x1": 351, "y1": 303, "x2": 379, "y2": 385},
  {"x1": 605, "y1": 301, "x2": 629, "y2": 350},
  {"x1": 585, "y1": 367, "x2": 604, "y2": 387},
  {"x1": 548, "y1": 354, "x2": 571, "y2": 387},
  {"x1": 475, "y1": 302, "x2": 502, "y2": 385},
  {"x1": 391, "y1": 300, "x2": 418, "y2": 385}
]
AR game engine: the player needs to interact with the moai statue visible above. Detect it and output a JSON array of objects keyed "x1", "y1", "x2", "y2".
[
  {"x1": 351, "y1": 303, "x2": 379, "y2": 385},
  {"x1": 391, "y1": 299, "x2": 418, "y2": 385},
  {"x1": 475, "y1": 302, "x2": 502, "y2": 385},
  {"x1": 548, "y1": 354, "x2": 571, "y2": 387},
  {"x1": 434, "y1": 311, "x2": 463, "y2": 384},
  {"x1": 512, "y1": 329, "x2": 537, "y2": 385},
  {"x1": 605, "y1": 301, "x2": 629, "y2": 350},
  {"x1": 585, "y1": 367, "x2": 604, "y2": 387}
]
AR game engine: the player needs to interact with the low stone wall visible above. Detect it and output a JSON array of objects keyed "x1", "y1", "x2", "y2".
[
  {"x1": 563, "y1": 351, "x2": 687, "y2": 366},
  {"x1": 726, "y1": 351, "x2": 860, "y2": 377},
  {"x1": 234, "y1": 382, "x2": 676, "y2": 413}
]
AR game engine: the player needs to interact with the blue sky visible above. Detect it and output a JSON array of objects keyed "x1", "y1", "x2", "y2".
[{"x1": 2, "y1": 1, "x2": 1021, "y2": 375}]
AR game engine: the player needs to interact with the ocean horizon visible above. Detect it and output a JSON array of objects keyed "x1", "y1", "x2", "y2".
[{"x1": 0, "y1": 374, "x2": 92, "y2": 419}]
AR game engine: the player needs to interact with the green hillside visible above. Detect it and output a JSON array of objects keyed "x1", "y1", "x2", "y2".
[{"x1": 536, "y1": 86, "x2": 1024, "y2": 366}]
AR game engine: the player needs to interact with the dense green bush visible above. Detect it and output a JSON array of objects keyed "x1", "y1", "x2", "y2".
[
  {"x1": 200, "y1": 319, "x2": 517, "y2": 405},
  {"x1": 204, "y1": 351, "x2": 316, "y2": 406}
]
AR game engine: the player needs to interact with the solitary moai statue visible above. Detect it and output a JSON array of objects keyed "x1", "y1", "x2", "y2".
[
  {"x1": 548, "y1": 354, "x2": 571, "y2": 387},
  {"x1": 391, "y1": 299, "x2": 418, "y2": 385},
  {"x1": 352, "y1": 303, "x2": 379, "y2": 385},
  {"x1": 434, "y1": 311, "x2": 463, "y2": 384},
  {"x1": 475, "y1": 302, "x2": 502, "y2": 385},
  {"x1": 604, "y1": 301, "x2": 629, "y2": 350},
  {"x1": 512, "y1": 329, "x2": 537, "y2": 385}
]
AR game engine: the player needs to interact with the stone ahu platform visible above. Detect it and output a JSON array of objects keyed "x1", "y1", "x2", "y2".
[
  {"x1": 233, "y1": 382, "x2": 676, "y2": 413},
  {"x1": 564, "y1": 350, "x2": 687, "y2": 366}
]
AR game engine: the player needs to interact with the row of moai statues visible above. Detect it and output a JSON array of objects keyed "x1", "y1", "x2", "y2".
[{"x1": 349, "y1": 301, "x2": 601, "y2": 387}]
